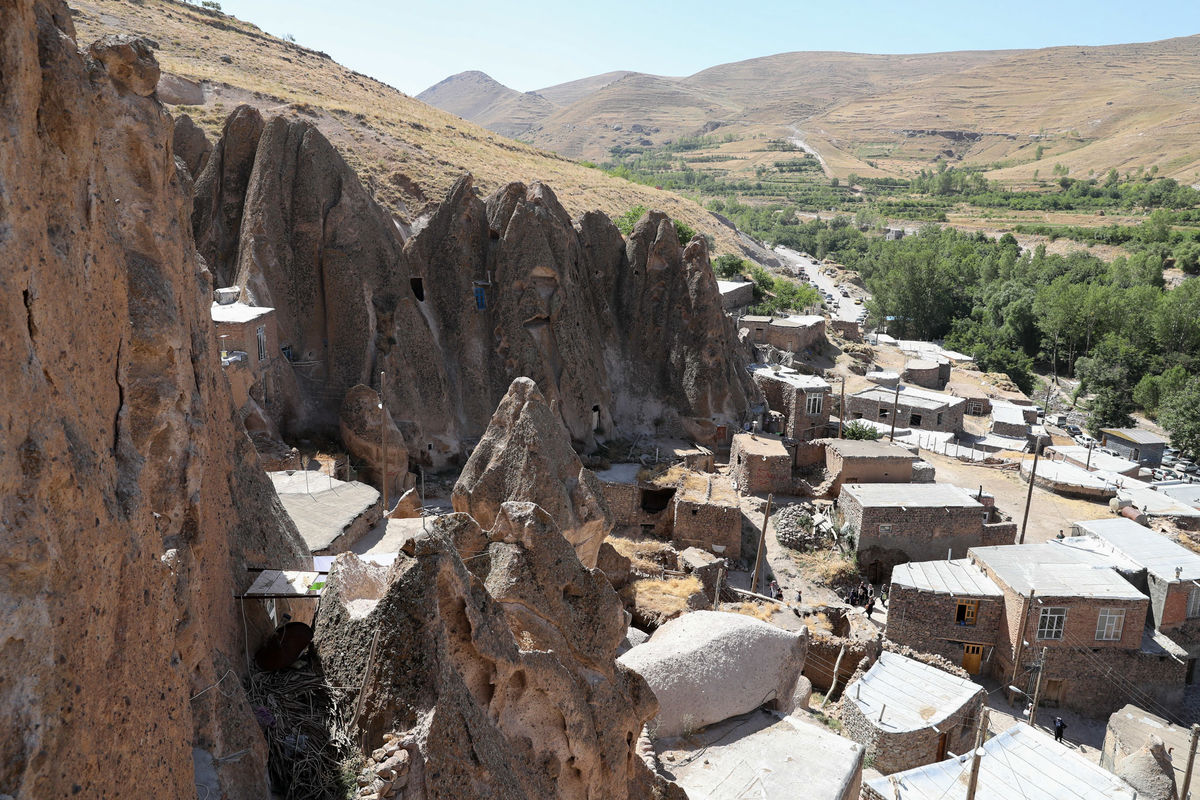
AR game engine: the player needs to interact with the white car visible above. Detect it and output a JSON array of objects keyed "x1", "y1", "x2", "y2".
[{"x1": 1075, "y1": 434, "x2": 1097, "y2": 447}]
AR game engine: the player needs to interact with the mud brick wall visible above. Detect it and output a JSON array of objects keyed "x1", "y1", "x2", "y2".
[
  {"x1": 840, "y1": 684, "x2": 984, "y2": 774},
  {"x1": 884, "y1": 584, "x2": 1003, "y2": 670},
  {"x1": 843, "y1": 496, "x2": 993, "y2": 574},
  {"x1": 672, "y1": 498, "x2": 742, "y2": 559}
]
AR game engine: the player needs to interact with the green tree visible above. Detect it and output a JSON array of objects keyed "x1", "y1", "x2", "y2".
[
  {"x1": 673, "y1": 219, "x2": 697, "y2": 243},
  {"x1": 613, "y1": 205, "x2": 648, "y2": 236},
  {"x1": 1160, "y1": 377, "x2": 1200, "y2": 457},
  {"x1": 843, "y1": 421, "x2": 882, "y2": 441},
  {"x1": 713, "y1": 254, "x2": 748, "y2": 279}
]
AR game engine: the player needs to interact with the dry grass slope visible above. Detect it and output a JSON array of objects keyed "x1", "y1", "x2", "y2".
[{"x1": 73, "y1": 0, "x2": 748, "y2": 253}]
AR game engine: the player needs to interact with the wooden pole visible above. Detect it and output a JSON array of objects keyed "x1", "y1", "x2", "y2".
[
  {"x1": 1018, "y1": 437, "x2": 1043, "y2": 544},
  {"x1": 1028, "y1": 647, "x2": 1048, "y2": 728},
  {"x1": 751, "y1": 494, "x2": 774, "y2": 595},
  {"x1": 819, "y1": 645, "x2": 847, "y2": 710},
  {"x1": 888, "y1": 382, "x2": 901, "y2": 441},
  {"x1": 380, "y1": 370, "x2": 388, "y2": 514},
  {"x1": 1008, "y1": 589, "x2": 1036, "y2": 705},
  {"x1": 713, "y1": 565, "x2": 725, "y2": 608},
  {"x1": 965, "y1": 709, "x2": 990, "y2": 800},
  {"x1": 1181, "y1": 723, "x2": 1200, "y2": 800},
  {"x1": 839, "y1": 377, "x2": 846, "y2": 439}
]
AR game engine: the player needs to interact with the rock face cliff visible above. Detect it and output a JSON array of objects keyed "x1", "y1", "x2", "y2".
[
  {"x1": 190, "y1": 109, "x2": 759, "y2": 463},
  {"x1": 0, "y1": 6, "x2": 308, "y2": 798}
]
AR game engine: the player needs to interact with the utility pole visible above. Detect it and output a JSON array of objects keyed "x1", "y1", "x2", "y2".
[
  {"x1": 888, "y1": 382, "x2": 901, "y2": 442},
  {"x1": 1009, "y1": 589, "x2": 1036, "y2": 705},
  {"x1": 1028, "y1": 647, "x2": 1048, "y2": 728},
  {"x1": 965, "y1": 709, "x2": 990, "y2": 800},
  {"x1": 1018, "y1": 436, "x2": 1044, "y2": 544},
  {"x1": 1085, "y1": 441, "x2": 1094, "y2": 471},
  {"x1": 379, "y1": 370, "x2": 388, "y2": 514},
  {"x1": 839, "y1": 376, "x2": 847, "y2": 439},
  {"x1": 751, "y1": 493, "x2": 774, "y2": 595},
  {"x1": 1182, "y1": 723, "x2": 1200, "y2": 800}
]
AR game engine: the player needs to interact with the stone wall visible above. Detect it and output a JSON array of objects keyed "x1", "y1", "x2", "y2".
[
  {"x1": 884, "y1": 584, "x2": 1004, "y2": 673},
  {"x1": 845, "y1": 395, "x2": 963, "y2": 433},
  {"x1": 826, "y1": 452, "x2": 914, "y2": 495},
  {"x1": 803, "y1": 633, "x2": 875, "y2": 692},
  {"x1": 730, "y1": 435, "x2": 792, "y2": 494},
  {"x1": 829, "y1": 319, "x2": 861, "y2": 341},
  {"x1": 672, "y1": 497, "x2": 742, "y2": 559},
  {"x1": 842, "y1": 497, "x2": 995, "y2": 577}
]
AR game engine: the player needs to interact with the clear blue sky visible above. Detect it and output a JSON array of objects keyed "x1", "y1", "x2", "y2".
[{"x1": 215, "y1": 0, "x2": 1200, "y2": 95}]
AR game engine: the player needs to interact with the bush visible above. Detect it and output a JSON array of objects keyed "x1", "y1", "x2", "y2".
[
  {"x1": 843, "y1": 420, "x2": 882, "y2": 440},
  {"x1": 613, "y1": 204, "x2": 648, "y2": 236},
  {"x1": 673, "y1": 219, "x2": 697, "y2": 243},
  {"x1": 713, "y1": 254, "x2": 749, "y2": 279}
]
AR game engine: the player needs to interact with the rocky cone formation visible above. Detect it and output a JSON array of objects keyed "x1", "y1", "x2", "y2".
[
  {"x1": 312, "y1": 503, "x2": 684, "y2": 800},
  {"x1": 452, "y1": 377, "x2": 612, "y2": 567},
  {"x1": 1113, "y1": 736, "x2": 1179, "y2": 800},
  {"x1": 190, "y1": 108, "x2": 760, "y2": 460},
  {"x1": 340, "y1": 383, "x2": 412, "y2": 499},
  {"x1": 1, "y1": 6, "x2": 308, "y2": 797}
]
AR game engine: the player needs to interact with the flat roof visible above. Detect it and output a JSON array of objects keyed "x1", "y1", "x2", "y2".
[
  {"x1": 716, "y1": 279, "x2": 751, "y2": 293},
  {"x1": 732, "y1": 432, "x2": 789, "y2": 458},
  {"x1": 1107, "y1": 704, "x2": 1192, "y2": 786},
  {"x1": 770, "y1": 314, "x2": 823, "y2": 329},
  {"x1": 847, "y1": 652, "x2": 982, "y2": 733},
  {"x1": 905, "y1": 358, "x2": 940, "y2": 370},
  {"x1": 1119, "y1": 485, "x2": 1200, "y2": 518},
  {"x1": 741, "y1": 315, "x2": 773, "y2": 323},
  {"x1": 1102, "y1": 428, "x2": 1168, "y2": 445},
  {"x1": 842, "y1": 483, "x2": 983, "y2": 509},
  {"x1": 891, "y1": 559, "x2": 1002, "y2": 597},
  {"x1": 749, "y1": 363, "x2": 830, "y2": 391},
  {"x1": 1023, "y1": 458, "x2": 1114, "y2": 490},
  {"x1": 827, "y1": 439, "x2": 916, "y2": 460},
  {"x1": 1073, "y1": 517, "x2": 1200, "y2": 583},
  {"x1": 991, "y1": 404, "x2": 1028, "y2": 426},
  {"x1": 211, "y1": 300, "x2": 274, "y2": 324},
  {"x1": 865, "y1": 724, "x2": 1137, "y2": 799},
  {"x1": 1161, "y1": 484, "x2": 1200, "y2": 507},
  {"x1": 969, "y1": 543, "x2": 1145, "y2": 600},
  {"x1": 1048, "y1": 446, "x2": 1139, "y2": 474},
  {"x1": 852, "y1": 384, "x2": 965, "y2": 412},
  {"x1": 269, "y1": 471, "x2": 380, "y2": 552}
]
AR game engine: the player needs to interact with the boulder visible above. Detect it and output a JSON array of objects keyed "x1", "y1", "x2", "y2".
[
  {"x1": 1114, "y1": 736, "x2": 1178, "y2": 800},
  {"x1": 452, "y1": 378, "x2": 612, "y2": 567},
  {"x1": 157, "y1": 71, "x2": 204, "y2": 104},
  {"x1": 597, "y1": 540, "x2": 632, "y2": 589},
  {"x1": 172, "y1": 114, "x2": 211, "y2": 179},
  {"x1": 88, "y1": 34, "x2": 160, "y2": 96},
  {"x1": 618, "y1": 610, "x2": 808, "y2": 736},
  {"x1": 389, "y1": 487, "x2": 422, "y2": 519},
  {"x1": 339, "y1": 384, "x2": 411, "y2": 502},
  {"x1": 617, "y1": 626, "x2": 651, "y2": 657}
]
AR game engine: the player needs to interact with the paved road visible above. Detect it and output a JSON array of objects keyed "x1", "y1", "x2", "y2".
[{"x1": 773, "y1": 245, "x2": 868, "y2": 322}]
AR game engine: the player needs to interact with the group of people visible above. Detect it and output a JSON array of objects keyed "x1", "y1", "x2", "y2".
[{"x1": 848, "y1": 581, "x2": 886, "y2": 618}]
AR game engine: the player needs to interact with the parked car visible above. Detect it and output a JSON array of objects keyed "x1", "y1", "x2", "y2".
[
  {"x1": 1076, "y1": 434, "x2": 1097, "y2": 447},
  {"x1": 841, "y1": 289, "x2": 850, "y2": 297},
  {"x1": 854, "y1": 298, "x2": 864, "y2": 305},
  {"x1": 1152, "y1": 468, "x2": 1172, "y2": 481},
  {"x1": 1179, "y1": 461, "x2": 1199, "y2": 474},
  {"x1": 1099, "y1": 447, "x2": 1119, "y2": 457},
  {"x1": 1064, "y1": 424, "x2": 1082, "y2": 437}
]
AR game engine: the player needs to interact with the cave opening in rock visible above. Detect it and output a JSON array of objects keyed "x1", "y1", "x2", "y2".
[
  {"x1": 410, "y1": 277, "x2": 425, "y2": 302},
  {"x1": 639, "y1": 487, "x2": 676, "y2": 514}
]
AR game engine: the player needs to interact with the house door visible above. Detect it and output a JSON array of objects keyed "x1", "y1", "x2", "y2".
[
  {"x1": 936, "y1": 732, "x2": 948, "y2": 761},
  {"x1": 962, "y1": 644, "x2": 983, "y2": 675},
  {"x1": 1043, "y1": 679, "x2": 1065, "y2": 707}
]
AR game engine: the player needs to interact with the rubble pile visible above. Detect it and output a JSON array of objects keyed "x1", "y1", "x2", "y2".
[
  {"x1": 775, "y1": 504, "x2": 832, "y2": 551},
  {"x1": 352, "y1": 733, "x2": 412, "y2": 799}
]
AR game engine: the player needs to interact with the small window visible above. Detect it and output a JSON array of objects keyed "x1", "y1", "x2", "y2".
[
  {"x1": 474, "y1": 286, "x2": 487, "y2": 310},
  {"x1": 1037, "y1": 607, "x2": 1067, "y2": 640},
  {"x1": 936, "y1": 412, "x2": 944, "y2": 426},
  {"x1": 878, "y1": 523, "x2": 892, "y2": 533},
  {"x1": 1189, "y1": 588, "x2": 1200, "y2": 619},
  {"x1": 806, "y1": 393, "x2": 823, "y2": 416},
  {"x1": 879, "y1": 408, "x2": 889, "y2": 421},
  {"x1": 410, "y1": 277, "x2": 425, "y2": 302},
  {"x1": 956, "y1": 600, "x2": 978, "y2": 626},
  {"x1": 1096, "y1": 608, "x2": 1125, "y2": 641},
  {"x1": 256, "y1": 325, "x2": 267, "y2": 361},
  {"x1": 910, "y1": 413, "x2": 922, "y2": 428}
]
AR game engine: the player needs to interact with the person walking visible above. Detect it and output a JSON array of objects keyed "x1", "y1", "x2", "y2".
[
  {"x1": 1054, "y1": 717, "x2": 1067, "y2": 743},
  {"x1": 865, "y1": 597, "x2": 875, "y2": 618}
]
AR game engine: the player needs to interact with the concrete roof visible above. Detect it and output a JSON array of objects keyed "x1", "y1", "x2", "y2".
[
  {"x1": 210, "y1": 300, "x2": 274, "y2": 324},
  {"x1": 593, "y1": 462, "x2": 642, "y2": 485},
  {"x1": 827, "y1": 439, "x2": 916, "y2": 460},
  {"x1": 847, "y1": 652, "x2": 982, "y2": 733},
  {"x1": 865, "y1": 724, "x2": 1137, "y2": 799},
  {"x1": 1161, "y1": 483, "x2": 1200, "y2": 507},
  {"x1": 969, "y1": 543, "x2": 1145, "y2": 600},
  {"x1": 1073, "y1": 517, "x2": 1200, "y2": 583},
  {"x1": 732, "y1": 432, "x2": 789, "y2": 458},
  {"x1": 1102, "y1": 428, "x2": 1168, "y2": 445},
  {"x1": 1119, "y1": 485, "x2": 1200, "y2": 518},
  {"x1": 741, "y1": 314, "x2": 773, "y2": 323},
  {"x1": 716, "y1": 279, "x2": 750, "y2": 293},
  {"x1": 905, "y1": 358, "x2": 940, "y2": 370},
  {"x1": 842, "y1": 483, "x2": 983, "y2": 509},
  {"x1": 749, "y1": 363, "x2": 830, "y2": 391},
  {"x1": 660, "y1": 710, "x2": 863, "y2": 800},
  {"x1": 770, "y1": 314, "x2": 823, "y2": 328},
  {"x1": 897, "y1": 340, "x2": 973, "y2": 363},
  {"x1": 1022, "y1": 458, "x2": 1115, "y2": 490},
  {"x1": 852, "y1": 384, "x2": 966, "y2": 412},
  {"x1": 269, "y1": 471, "x2": 380, "y2": 553},
  {"x1": 1106, "y1": 704, "x2": 1193, "y2": 786},
  {"x1": 1047, "y1": 446, "x2": 1139, "y2": 474},
  {"x1": 991, "y1": 404, "x2": 1028, "y2": 426},
  {"x1": 891, "y1": 559, "x2": 1002, "y2": 597}
]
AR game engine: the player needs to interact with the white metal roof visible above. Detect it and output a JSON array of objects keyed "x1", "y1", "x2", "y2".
[
  {"x1": 970, "y1": 543, "x2": 1145, "y2": 600},
  {"x1": 990, "y1": 404, "x2": 1028, "y2": 426},
  {"x1": 891, "y1": 559, "x2": 1002, "y2": 597},
  {"x1": 1073, "y1": 518, "x2": 1200, "y2": 583},
  {"x1": 1048, "y1": 445, "x2": 1139, "y2": 474},
  {"x1": 848, "y1": 652, "x2": 982, "y2": 734},
  {"x1": 210, "y1": 300, "x2": 274, "y2": 324},
  {"x1": 852, "y1": 384, "x2": 966, "y2": 412},
  {"x1": 716, "y1": 279, "x2": 751, "y2": 293},
  {"x1": 843, "y1": 483, "x2": 983, "y2": 509},
  {"x1": 865, "y1": 724, "x2": 1137, "y2": 799},
  {"x1": 1102, "y1": 428, "x2": 1168, "y2": 446},
  {"x1": 770, "y1": 314, "x2": 824, "y2": 329},
  {"x1": 1119, "y1": 485, "x2": 1200, "y2": 518}
]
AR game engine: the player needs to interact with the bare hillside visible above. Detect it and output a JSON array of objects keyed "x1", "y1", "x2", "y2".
[{"x1": 416, "y1": 70, "x2": 556, "y2": 137}]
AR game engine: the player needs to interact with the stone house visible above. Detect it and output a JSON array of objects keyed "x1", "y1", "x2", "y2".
[
  {"x1": 838, "y1": 483, "x2": 1015, "y2": 581},
  {"x1": 863, "y1": 724, "x2": 1138, "y2": 800},
  {"x1": 886, "y1": 559, "x2": 1005, "y2": 675},
  {"x1": 824, "y1": 439, "x2": 918, "y2": 495},
  {"x1": 841, "y1": 652, "x2": 985, "y2": 775},
  {"x1": 597, "y1": 465, "x2": 743, "y2": 559},
  {"x1": 989, "y1": 401, "x2": 1031, "y2": 438},
  {"x1": 749, "y1": 364, "x2": 832, "y2": 441},
  {"x1": 945, "y1": 381, "x2": 991, "y2": 416},
  {"x1": 845, "y1": 384, "x2": 965, "y2": 434},
  {"x1": 211, "y1": 291, "x2": 279, "y2": 410},
  {"x1": 1044, "y1": 445, "x2": 1141, "y2": 477},
  {"x1": 1100, "y1": 428, "x2": 1169, "y2": 467},
  {"x1": 741, "y1": 314, "x2": 825, "y2": 353},
  {"x1": 730, "y1": 433, "x2": 792, "y2": 495},
  {"x1": 901, "y1": 358, "x2": 950, "y2": 390},
  {"x1": 716, "y1": 279, "x2": 754, "y2": 310}
]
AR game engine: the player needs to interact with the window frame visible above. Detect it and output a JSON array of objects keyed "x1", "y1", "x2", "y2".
[
  {"x1": 955, "y1": 599, "x2": 979, "y2": 627},
  {"x1": 1188, "y1": 587, "x2": 1200, "y2": 619},
  {"x1": 256, "y1": 325, "x2": 267, "y2": 362},
  {"x1": 1036, "y1": 606, "x2": 1067, "y2": 640},
  {"x1": 1095, "y1": 607, "x2": 1125, "y2": 642},
  {"x1": 806, "y1": 393, "x2": 823, "y2": 416}
]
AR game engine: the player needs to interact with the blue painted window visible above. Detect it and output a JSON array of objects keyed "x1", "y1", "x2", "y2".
[{"x1": 474, "y1": 286, "x2": 486, "y2": 310}]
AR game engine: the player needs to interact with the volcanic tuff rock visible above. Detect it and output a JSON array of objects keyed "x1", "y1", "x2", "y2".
[
  {"x1": 1113, "y1": 736, "x2": 1179, "y2": 800},
  {"x1": 340, "y1": 383, "x2": 412, "y2": 500},
  {"x1": 0, "y1": 4, "x2": 308, "y2": 796},
  {"x1": 452, "y1": 378, "x2": 612, "y2": 567},
  {"x1": 312, "y1": 504, "x2": 680, "y2": 800},
  {"x1": 191, "y1": 108, "x2": 759, "y2": 460}
]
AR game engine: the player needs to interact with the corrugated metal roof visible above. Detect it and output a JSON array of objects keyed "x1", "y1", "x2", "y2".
[
  {"x1": 891, "y1": 559, "x2": 1002, "y2": 597},
  {"x1": 1101, "y1": 428, "x2": 1168, "y2": 445},
  {"x1": 865, "y1": 724, "x2": 1137, "y2": 799},
  {"x1": 1073, "y1": 518, "x2": 1200, "y2": 583},
  {"x1": 847, "y1": 652, "x2": 983, "y2": 733},
  {"x1": 970, "y1": 543, "x2": 1145, "y2": 600}
]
